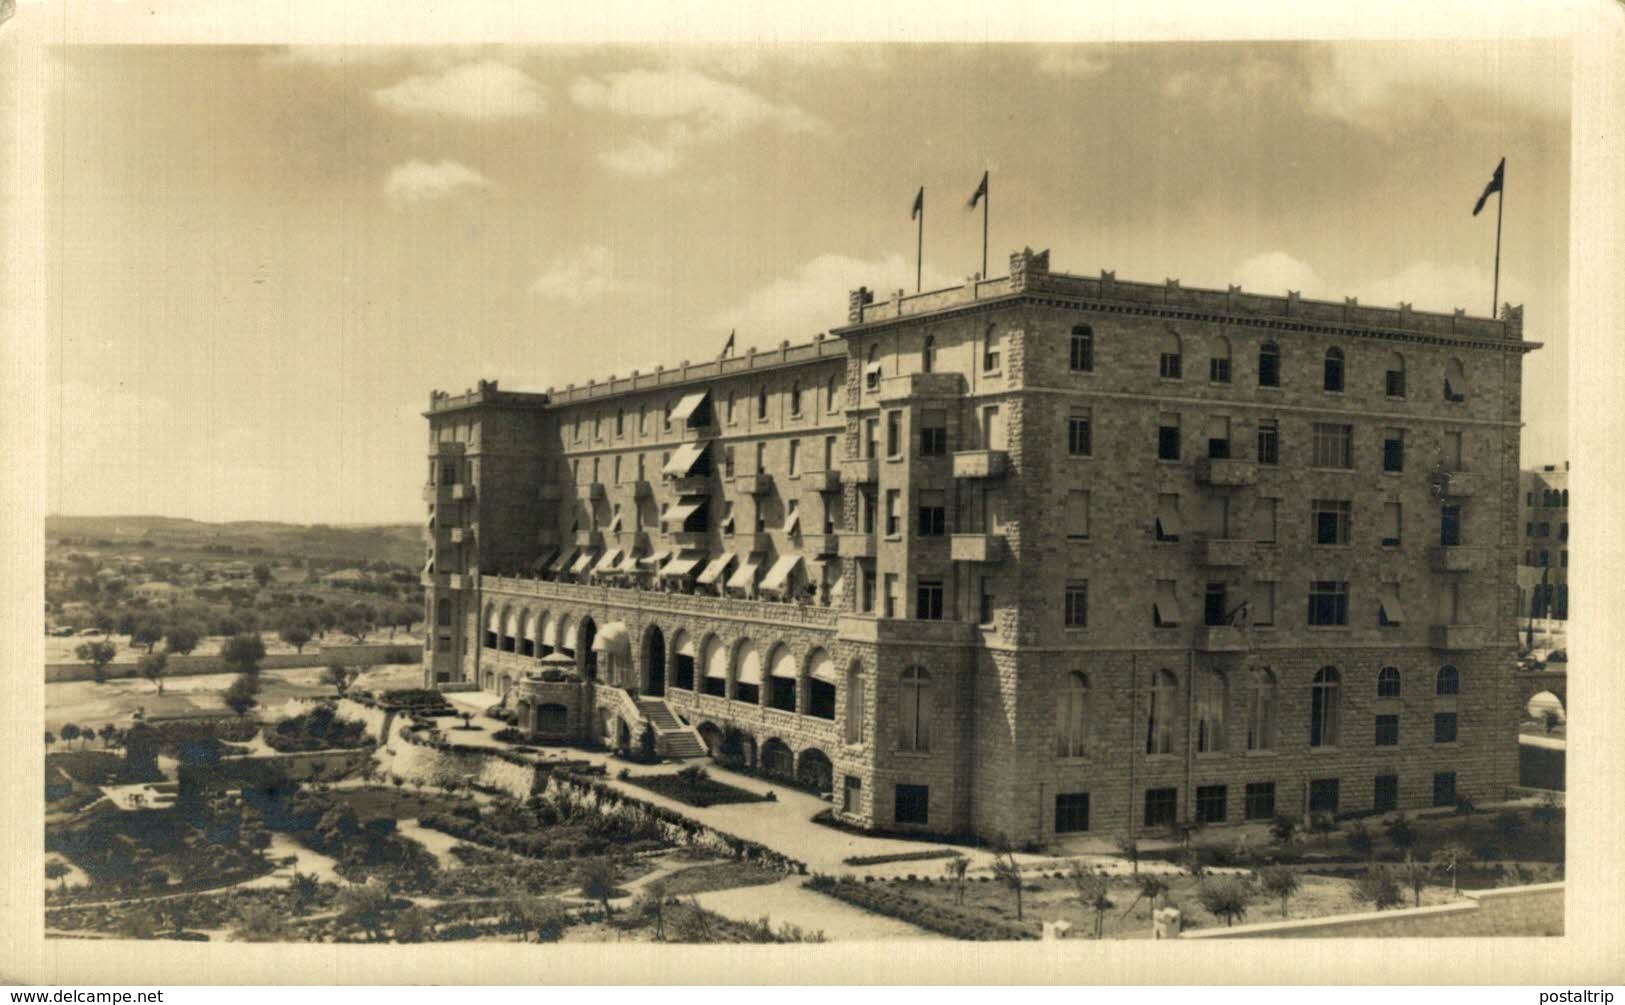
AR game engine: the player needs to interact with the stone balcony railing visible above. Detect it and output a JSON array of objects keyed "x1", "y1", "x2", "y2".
[
  {"x1": 837, "y1": 533, "x2": 876, "y2": 559},
  {"x1": 840, "y1": 458, "x2": 880, "y2": 484},
  {"x1": 952, "y1": 450, "x2": 1009, "y2": 479},
  {"x1": 1431, "y1": 546, "x2": 1490, "y2": 573},
  {"x1": 1195, "y1": 457, "x2": 1258, "y2": 487},
  {"x1": 734, "y1": 472, "x2": 773, "y2": 495},
  {"x1": 835, "y1": 614, "x2": 977, "y2": 646},
  {"x1": 1429, "y1": 624, "x2": 1491, "y2": 651},
  {"x1": 422, "y1": 483, "x2": 455, "y2": 504},
  {"x1": 877, "y1": 371, "x2": 967, "y2": 403},
  {"x1": 479, "y1": 575, "x2": 842, "y2": 630},
  {"x1": 1194, "y1": 625, "x2": 1249, "y2": 652},
  {"x1": 669, "y1": 475, "x2": 711, "y2": 496},
  {"x1": 802, "y1": 533, "x2": 840, "y2": 557},
  {"x1": 1194, "y1": 538, "x2": 1252, "y2": 567},
  {"x1": 950, "y1": 533, "x2": 1007, "y2": 563},
  {"x1": 805, "y1": 469, "x2": 842, "y2": 493},
  {"x1": 576, "y1": 483, "x2": 605, "y2": 501}
]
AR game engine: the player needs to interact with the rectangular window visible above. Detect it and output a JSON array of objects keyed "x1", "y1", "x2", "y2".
[
  {"x1": 1382, "y1": 428, "x2": 1405, "y2": 472},
  {"x1": 1153, "y1": 579, "x2": 1181, "y2": 627},
  {"x1": 1205, "y1": 415, "x2": 1232, "y2": 459},
  {"x1": 1157, "y1": 412, "x2": 1181, "y2": 461},
  {"x1": 1254, "y1": 498, "x2": 1278, "y2": 544},
  {"x1": 842, "y1": 775, "x2": 861, "y2": 814},
  {"x1": 860, "y1": 490, "x2": 876, "y2": 534},
  {"x1": 1144, "y1": 787, "x2": 1179, "y2": 828},
  {"x1": 1155, "y1": 493, "x2": 1182, "y2": 543},
  {"x1": 917, "y1": 490, "x2": 946, "y2": 537},
  {"x1": 915, "y1": 580, "x2": 945, "y2": 621},
  {"x1": 721, "y1": 500, "x2": 735, "y2": 535},
  {"x1": 1253, "y1": 581, "x2": 1277, "y2": 627},
  {"x1": 1204, "y1": 582, "x2": 1228, "y2": 627},
  {"x1": 1441, "y1": 505, "x2": 1463, "y2": 547},
  {"x1": 1160, "y1": 348, "x2": 1182, "y2": 380},
  {"x1": 1257, "y1": 419, "x2": 1280, "y2": 465},
  {"x1": 723, "y1": 445, "x2": 736, "y2": 478},
  {"x1": 860, "y1": 563, "x2": 876, "y2": 613},
  {"x1": 886, "y1": 410, "x2": 902, "y2": 457},
  {"x1": 885, "y1": 489, "x2": 901, "y2": 537},
  {"x1": 1055, "y1": 792, "x2": 1090, "y2": 833},
  {"x1": 1432, "y1": 772, "x2": 1457, "y2": 808},
  {"x1": 1434, "y1": 712, "x2": 1458, "y2": 744},
  {"x1": 1066, "y1": 490, "x2": 1091, "y2": 540},
  {"x1": 1070, "y1": 329, "x2": 1094, "y2": 372},
  {"x1": 1443, "y1": 430, "x2": 1464, "y2": 470},
  {"x1": 919, "y1": 409, "x2": 948, "y2": 456},
  {"x1": 1067, "y1": 408, "x2": 1093, "y2": 456},
  {"x1": 1209, "y1": 356, "x2": 1231, "y2": 383},
  {"x1": 824, "y1": 434, "x2": 837, "y2": 471},
  {"x1": 980, "y1": 405, "x2": 1004, "y2": 450},
  {"x1": 1195, "y1": 785, "x2": 1228, "y2": 824},
  {"x1": 894, "y1": 784, "x2": 929, "y2": 825},
  {"x1": 1308, "y1": 581, "x2": 1349, "y2": 626},
  {"x1": 864, "y1": 418, "x2": 879, "y2": 459},
  {"x1": 435, "y1": 601, "x2": 452, "y2": 627},
  {"x1": 1064, "y1": 581, "x2": 1088, "y2": 627},
  {"x1": 1386, "y1": 367, "x2": 1406, "y2": 398},
  {"x1": 1374, "y1": 775, "x2": 1400, "y2": 812},
  {"x1": 1313, "y1": 499, "x2": 1352, "y2": 545},
  {"x1": 788, "y1": 438, "x2": 800, "y2": 476},
  {"x1": 883, "y1": 573, "x2": 899, "y2": 619},
  {"x1": 983, "y1": 330, "x2": 1002, "y2": 372},
  {"x1": 1374, "y1": 714, "x2": 1400, "y2": 747},
  {"x1": 1308, "y1": 778, "x2": 1340, "y2": 814},
  {"x1": 1244, "y1": 782, "x2": 1276, "y2": 821},
  {"x1": 1311, "y1": 423, "x2": 1354, "y2": 469},
  {"x1": 1382, "y1": 502, "x2": 1402, "y2": 548}
]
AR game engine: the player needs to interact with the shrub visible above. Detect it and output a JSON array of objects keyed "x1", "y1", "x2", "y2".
[
  {"x1": 804, "y1": 875, "x2": 1034, "y2": 941},
  {"x1": 1352, "y1": 866, "x2": 1404, "y2": 910}
]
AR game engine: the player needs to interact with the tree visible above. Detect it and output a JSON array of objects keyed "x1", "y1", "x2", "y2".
[
  {"x1": 130, "y1": 617, "x2": 164, "y2": 653},
  {"x1": 989, "y1": 837, "x2": 1025, "y2": 921},
  {"x1": 138, "y1": 651, "x2": 168, "y2": 694},
  {"x1": 223, "y1": 674, "x2": 260, "y2": 720},
  {"x1": 1198, "y1": 876, "x2": 1254, "y2": 928},
  {"x1": 164, "y1": 623, "x2": 201, "y2": 656},
  {"x1": 944, "y1": 855, "x2": 970, "y2": 905},
  {"x1": 1532, "y1": 796, "x2": 1560, "y2": 835},
  {"x1": 1384, "y1": 814, "x2": 1418, "y2": 854},
  {"x1": 98, "y1": 723, "x2": 119, "y2": 748},
  {"x1": 1256, "y1": 866, "x2": 1300, "y2": 918},
  {"x1": 1430, "y1": 843, "x2": 1471, "y2": 895},
  {"x1": 289, "y1": 871, "x2": 322, "y2": 915},
  {"x1": 44, "y1": 730, "x2": 55, "y2": 753},
  {"x1": 279, "y1": 620, "x2": 314, "y2": 654},
  {"x1": 1352, "y1": 866, "x2": 1403, "y2": 910},
  {"x1": 93, "y1": 609, "x2": 115, "y2": 637},
  {"x1": 1308, "y1": 812, "x2": 1337, "y2": 848},
  {"x1": 340, "y1": 605, "x2": 374, "y2": 643},
  {"x1": 221, "y1": 633, "x2": 267, "y2": 675},
  {"x1": 60, "y1": 723, "x2": 81, "y2": 748},
  {"x1": 1344, "y1": 820, "x2": 1375, "y2": 861},
  {"x1": 1070, "y1": 864, "x2": 1114, "y2": 938},
  {"x1": 234, "y1": 902, "x2": 290, "y2": 942},
  {"x1": 77, "y1": 723, "x2": 95, "y2": 748},
  {"x1": 338, "y1": 879, "x2": 394, "y2": 941},
  {"x1": 1398, "y1": 853, "x2": 1431, "y2": 908},
  {"x1": 676, "y1": 764, "x2": 708, "y2": 796},
  {"x1": 635, "y1": 879, "x2": 669, "y2": 941},
  {"x1": 1268, "y1": 815, "x2": 1299, "y2": 847},
  {"x1": 506, "y1": 896, "x2": 569, "y2": 943},
  {"x1": 252, "y1": 562, "x2": 273, "y2": 588},
  {"x1": 392, "y1": 906, "x2": 433, "y2": 942},
  {"x1": 46, "y1": 861, "x2": 70, "y2": 891},
  {"x1": 1120, "y1": 873, "x2": 1169, "y2": 919},
  {"x1": 323, "y1": 662, "x2": 352, "y2": 695},
  {"x1": 1114, "y1": 835, "x2": 1141, "y2": 874},
  {"x1": 579, "y1": 860, "x2": 619, "y2": 919},
  {"x1": 75, "y1": 640, "x2": 118, "y2": 683}
]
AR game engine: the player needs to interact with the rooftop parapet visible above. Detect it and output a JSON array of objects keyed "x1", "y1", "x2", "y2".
[
  {"x1": 427, "y1": 379, "x2": 551, "y2": 415},
  {"x1": 540, "y1": 335, "x2": 847, "y2": 407},
  {"x1": 842, "y1": 245, "x2": 1527, "y2": 344}
]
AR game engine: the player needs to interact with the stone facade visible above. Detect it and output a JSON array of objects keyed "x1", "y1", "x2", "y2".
[
  {"x1": 1517, "y1": 462, "x2": 1569, "y2": 620},
  {"x1": 418, "y1": 246, "x2": 1537, "y2": 844}
]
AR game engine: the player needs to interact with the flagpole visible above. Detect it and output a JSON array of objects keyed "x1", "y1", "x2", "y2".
[
  {"x1": 1491, "y1": 169, "x2": 1504, "y2": 318},
  {"x1": 981, "y1": 177, "x2": 989, "y2": 280},
  {"x1": 916, "y1": 195, "x2": 924, "y2": 294}
]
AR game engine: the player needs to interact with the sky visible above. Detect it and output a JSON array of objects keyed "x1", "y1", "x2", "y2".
[{"x1": 45, "y1": 40, "x2": 1571, "y2": 525}]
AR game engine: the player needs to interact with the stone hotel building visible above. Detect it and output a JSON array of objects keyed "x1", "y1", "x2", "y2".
[{"x1": 419, "y1": 246, "x2": 1538, "y2": 844}]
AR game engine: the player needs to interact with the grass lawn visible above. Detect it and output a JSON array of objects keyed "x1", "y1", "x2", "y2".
[
  {"x1": 658, "y1": 860, "x2": 787, "y2": 897},
  {"x1": 622, "y1": 772, "x2": 772, "y2": 808}
]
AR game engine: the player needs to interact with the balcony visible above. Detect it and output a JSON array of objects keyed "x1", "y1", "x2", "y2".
[
  {"x1": 1430, "y1": 624, "x2": 1490, "y2": 651},
  {"x1": 1431, "y1": 546, "x2": 1489, "y2": 573},
  {"x1": 807, "y1": 469, "x2": 842, "y2": 493},
  {"x1": 449, "y1": 527, "x2": 469, "y2": 544},
  {"x1": 950, "y1": 533, "x2": 1007, "y2": 563},
  {"x1": 538, "y1": 484, "x2": 563, "y2": 501},
  {"x1": 1194, "y1": 625, "x2": 1249, "y2": 652},
  {"x1": 575, "y1": 530, "x2": 603, "y2": 547},
  {"x1": 671, "y1": 530, "x2": 710, "y2": 549},
  {"x1": 836, "y1": 614, "x2": 977, "y2": 646},
  {"x1": 841, "y1": 458, "x2": 880, "y2": 484},
  {"x1": 803, "y1": 533, "x2": 840, "y2": 556},
  {"x1": 735, "y1": 472, "x2": 774, "y2": 495},
  {"x1": 449, "y1": 483, "x2": 473, "y2": 501},
  {"x1": 576, "y1": 483, "x2": 605, "y2": 501},
  {"x1": 1195, "y1": 538, "x2": 1251, "y2": 567},
  {"x1": 952, "y1": 450, "x2": 1009, "y2": 479},
  {"x1": 878, "y1": 371, "x2": 966, "y2": 403},
  {"x1": 838, "y1": 533, "x2": 876, "y2": 559},
  {"x1": 1195, "y1": 457, "x2": 1258, "y2": 487},
  {"x1": 429, "y1": 441, "x2": 465, "y2": 457},
  {"x1": 632, "y1": 479, "x2": 655, "y2": 498},
  {"x1": 1435, "y1": 469, "x2": 1476, "y2": 497},
  {"x1": 618, "y1": 530, "x2": 651, "y2": 552},
  {"x1": 419, "y1": 571, "x2": 468, "y2": 591},
  {"x1": 670, "y1": 475, "x2": 711, "y2": 496},
  {"x1": 422, "y1": 483, "x2": 455, "y2": 504}
]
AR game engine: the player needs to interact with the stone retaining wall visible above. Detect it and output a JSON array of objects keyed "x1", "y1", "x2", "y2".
[{"x1": 1179, "y1": 882, "x2": 1563, "y2": 938}]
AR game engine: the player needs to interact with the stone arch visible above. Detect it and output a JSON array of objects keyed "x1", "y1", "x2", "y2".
[
  {"x1": 498, "y1": 671, "x2": 514, "y2": 697},
  {"x1": 670, "y1": 628, "x2": 696, "y2": 691},
  {"x1": 579, "y1": 615, "x2": 599, "y2": 680},
  {"x1": 482, "y1": 602, "x2": 499, "y2": 649},
  {"x1": 536, "y1": 702, "x2": 569, "y2": 735},
  {"x1": 766, "y1": 642, "x2": 797, "y2": 712},
  {"x1": 730, "y1": 637, "x2": 762, "y2": 705},
  {"x1": 760, "y1": 737, "x2": 795, "y2": 779},
  {"x1": 501, "y1": 604, "x2": 520, "y2": 652},
  {"x1": 805, "y1": 647, "x2": 836, "y2": 720},
  {"x1": 518, "y1": 608, "x2": 536, "y2": 658},
  {"x1": 1526, "y1": 690, "x2": 1565, "y2": 725},
  {"x1": 642, "y1": 623, "x2": 667, "y2": 697},
  {"x1": 538, "y1": 610, "x2": 556, "y2": 656},
  {"x1": 557, "y1": 613, "x2": 576, "y2": 660},
  {"x1": 695, "y1": 720, "x2": 724, "y2": 756},
  {"x1": 796, "y1": 747, "x2": 834, "y2": 794},
  {"x1": 699, "y1": 633, "x2": 727, "y2": 697}
]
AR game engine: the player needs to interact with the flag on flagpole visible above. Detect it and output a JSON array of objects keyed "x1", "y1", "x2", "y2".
[
  {"x1": 911, "y1": 187, "x2": 924, "y2": 220},
  {"x1": 1472, "y1": 158, "x2": 1505, "y2": 216},
  {"x1": 967, "y1": 171, "x2": 988, "y2": 209},
  {"x1": 720, "y1": 329, "x2": 735, "y2": 358}
]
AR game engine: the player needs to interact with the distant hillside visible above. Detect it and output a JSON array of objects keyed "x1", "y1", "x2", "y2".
[{"x1": 46, "y1": 515, "x2": 423, "y2": 567}]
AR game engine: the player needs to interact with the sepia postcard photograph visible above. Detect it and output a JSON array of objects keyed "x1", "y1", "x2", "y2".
[{"x1": 3, "y1": 0, "x2": 1623, "y2": 989}]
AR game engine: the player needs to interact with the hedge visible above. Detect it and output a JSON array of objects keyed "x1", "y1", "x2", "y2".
[{"x1": 804, "y1": 875, "x2": 1035, "y2": 941}]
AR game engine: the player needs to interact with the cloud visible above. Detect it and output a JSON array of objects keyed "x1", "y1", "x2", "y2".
[
  {"x1": 263, "y1": 46, "x2": 418, "y2": 68},
  {"x1": 1232, "y1": 252, "x2": 1500, "y2": 314},
  {"x1": 529, "y1": 245, "x2": 642, "y2": 305},
  {"x1": 1162, "y1": 55, "x2": 1290, "y2": 105},
  {"x1": 709, "y1": 253, "x2": 956, "y2": 347},
  {"x1": 373, "y1": 60, "x2": 546, "y2": 120},
  {"x1": 571, "y1": 67, "x2": 823, "y2": 176},
  {"x1": 383, "y1": 159, "x2": 492, "y2": 206},
  {"x1": 680, "y1": 45, "x2": 890, "y2": 79},
  {"x1": 1303, "y1": 43, "x2": 1569, "y2": 131},
  {"x1": 1231, "y1": 251, "x2": 1329, "y2": 296},
  {"x1": 1036, "y1": 49, "x2": 1110, "y2": 78}
]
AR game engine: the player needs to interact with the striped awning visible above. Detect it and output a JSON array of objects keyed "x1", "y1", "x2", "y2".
[
  {"x1": 593, "y1": 548, "x2": 624, "y2": 575},
  {"x1": 698, "y1": 552, "x2": 736, "y2": 586},
  {"x1": 662, "y1": 442, "x2": 708, "y2": 478},
  {"x1": 671, "y1": 390, "x2": 710, "y2": 424},
  {"x1": 549, "y1": 548, "x2": 577, "y2": 574},
  {"x1": 570, "y1": 550, "x2": 598, "y2": 575},
  {"x1": 727, "y1": 557, "x2": 761, "y2": 592},
  {"x1": 760, "y1": 555, "x2": 804, "y2": 596},
  {"x1": 660, "y1": 552, "x2": 705, "y2": 579}
]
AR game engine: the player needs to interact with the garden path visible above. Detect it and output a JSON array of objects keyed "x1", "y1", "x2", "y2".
[{"x1": 691, "y1": 876, "x2": 940, "y2": 941}]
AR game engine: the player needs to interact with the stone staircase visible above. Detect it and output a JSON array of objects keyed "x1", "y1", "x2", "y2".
[{"x1": 637, "y1": 697, "x2": 708, "y2": 760}]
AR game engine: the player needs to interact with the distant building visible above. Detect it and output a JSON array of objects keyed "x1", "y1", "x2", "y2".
[
  {"x1": 1517, "y1": 462, "x2": 1568, "y2": 620},
  {"x1": 419, "y1": 245, "x2": 1537, "y2": 843}
]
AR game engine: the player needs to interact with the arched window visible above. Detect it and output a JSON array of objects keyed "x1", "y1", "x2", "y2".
[
  {"x1": 790, "y1": 381, "x2": 803, "y2": 416},
  {"x1": 1323, "y1": 347, "x2": 1345, "y2": 392},
  {"x1": 921, "y1": 334, "x2": 936, "y2": 373},
  {"x1": 899, "y1": 666, "x2": 931, "y2": 752},
  {"x1": 483, "y1": 604, "x2": 499, "y2": 649},
  {"x1": 806, "y1": 649, "x2": 836, "y2": 720},
  {"x1": 1159, "y1": 330, "x2": 1182, "y2": 380},
  {"x1": 501, "y1": 605, "x2": 518, "y2": 652},
  {"x1": 733, "y1": 639, "x2": 762, "y2": 705},
  {"x1": 1055, "y1": 672, "x2": 1091, "y2": 757},
  {"x1": 1258, "y1": 341, "x2": 1281, "y2": 387},
  {"x1": 518, "y1": 609, "x2": 535, "y2": 658},
  {"x1": 1444, "y1": 358, "x2": 1468, "y2": 402},
  {"x1": 1385, "y1": 353, "x2": 1407, "y2": 397},
  {"x1": 1436, "y1": 665, "x2": 1460, "y2": 696},
  {"x1": 1146, "y1": 669, "x2": 1176, "y2": 754},
  {"x1": 756, "y1": 386, "x2": 769, "y2": 420},
  {"x1": 670, "y1": 630, "x2": 695, "y2": 690},
  {"x1": 700, "y1": 635, "x2": 726, "y2": 697},
  {"x1": 844, "y1": 661, "x2": 865, "y2": 743},
  {"x1": 1246, "y1": 668, "x2": 1278, "y2": 751},
  {"x1": 766, "y1": 643, "x2": 797, "y2": 711},
  {"x1": 1070, "y1": 325, "x2": 1094, "y2": 373},
  {"x1": 1208, "y1": 335, "x2": 1232, "y2": 383},
  {"x1": 1310, "y1": 666, "x2": 1341, "y2": 747},
  {"x1": 1195, "y1": 669, "x2": 1228, "y2": 753},
  {"x1": 1377, "y1": 666, "x2": 1402, "y2": 698}
]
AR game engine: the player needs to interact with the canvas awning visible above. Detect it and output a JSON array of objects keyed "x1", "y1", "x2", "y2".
[
  {"x1": 662, "y1": 442, "x2": 708, "y2": 478},
  {"x1": 1153, "y1": 581, "x2": 1183, "y2": 626},
  {"x1": 760, "y1": 555, "x2": 804, "y2": 596},
  {"x1": 674, "y1": 632, "x2": 696, "y2": 658},
  {"x1": 664, "y1": 500, "x2": 705, "y2": 528},
  {"x1": 660, "y1": 552, "x2": 705, "y2": 579},
  {"x1": 530, "y1": 549, "x2": 558, "y2": 573},
  {"x1": 560, "y1": 618, "x2": 577, "y2": 651},
  {"x1": 1377, "y1": 585, "x2": 1406, "y2": 625},
  {"x1": 1155, "y1": 498, "x2": 1184, "y2": 539},
  {"x1": 671, "y1": 390, "x2": 710, "y2": 424},
  {"x1": 698, "y1": 552, "x2": 736, "y2": 586},
  {"x1": 736, "y1": 645, "x2": 762, "y2": 686},
  {"x1": 727, "y1": 557, "x2": 761, "y2": 592},
  {"x1": 704, "y1": 640, "x2": 728, "y2": 679},
  {"x1": 485, "y1": 606, "x2": 501, "y2": 631},
  {"x1": 640, "y1": 549, "x2": 672, "y2": 568},
  {"x1": 608, "y1": 509, "x2": 624, "y2": 533},
  {"x1": 569, "y1": 550, "x2": 598, "y2": 575},
  {"x1": 592, "y1": 548, "x2": 624, "y2": 575},
  {"x1": 541, "y1": 614, "x2": 557, "y2": 647},
  {"x1": 808, "y1": 649, "x2": 836, "y2": 684},
  {"x1": 616, "y1": 550, "x2": 642, "y2": 573},
  {"x1": 549, "y1": 548, "x2": 578, "y2": 574},
  {"x1": 783, "y1": 508, "x2": 802, "y2": 535},
  {"x1": 770, "y1": 645, "x2": 798, "y2": 680},
  {"x1": 591, "y1": 621, "x2": 631, "y2": 659}
]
